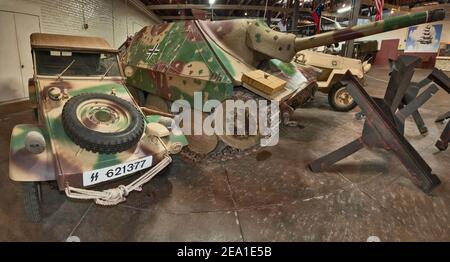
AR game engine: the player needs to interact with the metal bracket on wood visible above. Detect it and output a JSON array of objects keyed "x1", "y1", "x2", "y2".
[
  {"x1": 428, "y1": 68, "x2": 450, "y2": 151},
  {"x1": 400, "y1": 68, "x2": 450, "y2": 135},
  {"x1": 357, "y1": 67, "x2": 450, "y2": 136},
  {"x1": 435, "y1": 111, "x2": 450, "y2": 123},
  {"x1": 436, "y1": 120, "x2": 450, "y2": 151},
  {"x1": 427, "y1": 69, "x2": 450, "y2": 151},
  {"x1": 309, "y1": 56, "x2": 441, "y2": 193}
]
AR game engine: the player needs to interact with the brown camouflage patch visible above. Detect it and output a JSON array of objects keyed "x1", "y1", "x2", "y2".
[
  {"x1": 147, "y1": 64, "x2": 170, "y2": 100},
  {"x1": 185, "y1": 21, "x2": 203, "y2": 42},
  {"x1": 333, "y1": 29, "x2": 365, "y2": 43},
  {"x1": 11, "y1": 148, "x2": 46, "y2": 172},
  {"x1": 56, "y1": 152, "x2": 84, "y2": 175},
  {"x1": 151, "y1": 23, "x2": 170, "y2": 36},
  {"x1": 169, "y1": 60, "x2": 185, "y2": 74},
  {"x1": 204, "y1": 20, "x2": 234, "y2": 39},
  {"x1": 296, "y1": 65, "x2": 319, "y2": 84}
]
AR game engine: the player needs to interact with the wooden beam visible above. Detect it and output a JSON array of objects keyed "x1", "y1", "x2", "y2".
[
  {"x1": 127, "y1": 0, "x2": 162, "y2": 24},
  {"x1": 230, "y1": 0, "x2": 246, "y2": 15},
  {"x1": 360, "y1": 0, "x2": 399, "y2": 9},
  {"x1": 147, "y1": 4, "x2": 309, "y2": 13},
  {"x1": 159, "y1": 15, "x2": 283, "y2": 21}
]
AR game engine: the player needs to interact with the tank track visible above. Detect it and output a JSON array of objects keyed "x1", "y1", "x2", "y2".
[
  {"x1": 180, "y1": 87, "x2": 265, "y2": 163},
  {"x1": 179, "y1": 83, "x2": 317, "y2": 163},
  {"x1": 128, "y1": 82, "x2": 313, "y2": 163}
]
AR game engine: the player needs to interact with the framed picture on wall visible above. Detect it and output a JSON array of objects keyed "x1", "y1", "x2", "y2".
[
  {"x1": 404, "y1": 24, "x2": 443, "y2": 53},
  {"x1": 435, "y1": 42, "x2": 450, "y2": 71},
  {"x1": 437, "y1": 42, "x2": 450, "y2": 57}
]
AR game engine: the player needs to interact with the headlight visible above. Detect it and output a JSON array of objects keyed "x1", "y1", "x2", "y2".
[
  {"x1": 25, "y1": 131, "x2": 46, "y2": 154},
  {"x1": 124, "y1": 66, "x2": 135, "y2": 77},
  {"x1": 363, "y1": 62, "x2": 372, "y2": 73}
]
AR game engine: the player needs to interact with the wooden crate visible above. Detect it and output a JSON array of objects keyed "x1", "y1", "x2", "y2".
[{"x1": 241, "y1": 70, "x2": 286, "y2": 95}]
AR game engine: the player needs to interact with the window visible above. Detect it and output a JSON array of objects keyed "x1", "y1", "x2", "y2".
[{"x1": 35, "y1": 50, "x2": 121, "y2": 77}]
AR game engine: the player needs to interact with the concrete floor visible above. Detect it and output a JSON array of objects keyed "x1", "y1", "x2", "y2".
[{"x1": 0, "y1": 66, "x2": 449, "y2": 242}]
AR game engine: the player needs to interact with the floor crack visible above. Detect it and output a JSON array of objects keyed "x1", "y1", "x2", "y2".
[
  {"x1": 223, "y1": 168, "x2": 245, "y2": 242},
  {"x1": 335, "y1": 170, "x2": 408, "y2": 226},
  {"x1": 66, "y1": 202, "x2": 93, "y2": 241}
]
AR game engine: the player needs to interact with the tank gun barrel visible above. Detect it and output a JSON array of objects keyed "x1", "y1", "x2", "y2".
[{"x1": 294, "y1": 8, "x2": 445, "y2": 52}]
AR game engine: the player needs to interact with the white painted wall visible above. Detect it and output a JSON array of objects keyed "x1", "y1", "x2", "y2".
[
  {"x1": 0, "y1": 0, "x2": 158, "y2": 104},
  {"x1": 112, "y1": 0, "x2": 152, "y2": 46},
  {"x1": 0, "y1": 0, "x2": 158, "y2": 48}
]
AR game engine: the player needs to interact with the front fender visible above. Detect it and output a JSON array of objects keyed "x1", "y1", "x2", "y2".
[
  {"x1": 318, "y1": 69, "x2": 364, "y2": 91},
  {"x1": 145, "y1": 115, "x2": 188, "y2": 150},
  {"x1": 9, "y1": 124, "x2": 56, "y2": 182}
]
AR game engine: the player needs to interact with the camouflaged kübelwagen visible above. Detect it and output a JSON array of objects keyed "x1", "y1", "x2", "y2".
[
  {"x1": 122, "y1": 9, "x2": 445, "y2": 159},
  {"x1": 9, "y1": 33, "x2": 187, "y2": 222}
]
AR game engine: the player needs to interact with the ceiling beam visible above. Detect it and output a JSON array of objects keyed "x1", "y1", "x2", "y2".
[
  {"x1": 127, "y1": 0, "x2": 162, "y2": 24},
  {"x1": 159, "y1": 15, "x2": 283, "y2": 21},
  {"x1": 147, "y1": 4, "x2": 310, "y2": 13},
  {"x1": 360, "y1": 0, "x2": 399, "y2": 10},
  {"x1": 230, "y1": 0, "x2": 246, "y2": 15}
]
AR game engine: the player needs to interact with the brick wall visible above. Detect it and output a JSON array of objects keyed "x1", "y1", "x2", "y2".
[{"x1": 1, "y1": 0, "x2": 158, "y2": 47}]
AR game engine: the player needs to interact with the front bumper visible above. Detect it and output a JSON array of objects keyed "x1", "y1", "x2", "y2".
[{"x1": 65, "y1": 156, "x2": 172, "y2": 206}]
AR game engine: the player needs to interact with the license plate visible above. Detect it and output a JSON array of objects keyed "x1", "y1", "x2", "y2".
[{"x1": 82, "y1": 156, "x2": 153, "y2": 186}]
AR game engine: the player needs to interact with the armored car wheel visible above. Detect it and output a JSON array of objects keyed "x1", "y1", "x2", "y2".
[
  {"x1": 22, "y1": 182, "x2": 41, "y2": 223},
  {"x1": 328, "y1": 82, "x2": 357, "y2": 112},
  {"x1": 62, "y1": 93, "x2": 144, "y2": 154}
]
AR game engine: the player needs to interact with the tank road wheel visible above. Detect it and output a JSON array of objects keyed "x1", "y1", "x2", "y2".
[
  {"x1": 145, "y1": 94, "x2": 170, "y2": 113},
  {"x1": 179, "y1": 88, "x2": 265, "y2": 162},
  {"x1": 184, "y1": 110, "x2": 219, "y2": 155},
  {"x1": 218, "y1": 88, "x2": 261, "y2": 150},
  {"x1": 22, "y1": 182, "x2": 42, "y2": 223},
  {"x1": 62, "y1": 93, "x2": 144, "y2": 154},
  {"x1": 328, "y1": 82, "x2": 357, "y2": 112},
  {"x1": 177, "y1": 109, "x2": 220, "y2": 162}
]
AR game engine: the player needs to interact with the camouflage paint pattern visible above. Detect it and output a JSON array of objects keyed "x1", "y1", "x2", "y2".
[
  {"x1": 125, "y1": 21, "x2": 234, "y2": 109},
  {"x1": 125, "y1": 19, "x2": 307, "y2": 105},
  {"x1": 294, "y1": 9, "x2": 445, "y2": 51},
  {"x1": 124, "y1": 9, "x2": 444, "y2": 107},
  {"x1": 10, "y1": 38, "x2": 187, "y2": 191}
]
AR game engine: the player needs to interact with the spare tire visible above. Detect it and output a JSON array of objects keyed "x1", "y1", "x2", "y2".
[{"x1": 62, "y1": 93, "x2": 144, "y2": 154}]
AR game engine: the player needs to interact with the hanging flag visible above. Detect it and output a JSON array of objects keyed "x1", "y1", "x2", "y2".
[
  {"x1": 311, "y1": 3, "x2": 324, "y2": 34},
  {"x1": 375, "y1": 0, "x2": 384, "y2": 21}
]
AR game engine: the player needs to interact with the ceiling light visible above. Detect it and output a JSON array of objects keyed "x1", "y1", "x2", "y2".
[
  {"x1": 209, "y1": 0, "x2": 215, "y2": 5},
  {"x1": 244, "y1": 12, "x2": 248, "y2": 16},
  {"x1": 337, "y1": 6, "x2": 352, "y2": 13}
]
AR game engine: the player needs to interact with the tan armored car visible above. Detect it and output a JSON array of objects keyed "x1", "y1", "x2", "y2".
[{"x1": 295, "y1": 50, "x2": 371, "y2": 111}]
